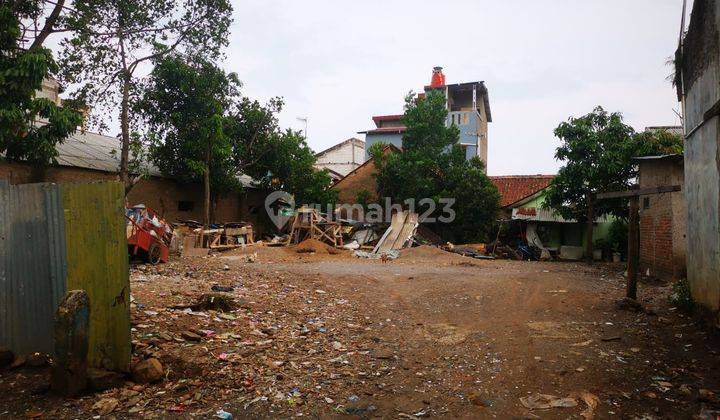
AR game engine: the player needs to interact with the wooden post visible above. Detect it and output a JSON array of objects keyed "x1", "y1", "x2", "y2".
[
  {"x1": 627, "y1": 196, "x2": 639, "y2": 300},
  {"x1": 585, "y1": 195, "x2": 595, "y2": 264},
  {"x1": 596, "y1": 184, "x2": 681, "y2": 302}
]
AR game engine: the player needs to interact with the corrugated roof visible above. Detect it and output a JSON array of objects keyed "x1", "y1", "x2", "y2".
[
  {"x1": 54, "y1": 129, "x2": 162, "y2": 176},
  {"x1": 45, "y1": 128, "x2": 259, "y2": 189},
  {"x1": 632, "y1": 154, "x2": 683, "y2": 161}
]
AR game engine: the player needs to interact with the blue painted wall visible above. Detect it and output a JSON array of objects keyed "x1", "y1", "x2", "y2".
[{"x1": 364, "y1": 133, "x2": 403, "y2": 158}]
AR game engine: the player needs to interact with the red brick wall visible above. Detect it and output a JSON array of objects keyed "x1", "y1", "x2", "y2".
[
  {"x1": 639, "y1": 210, "x2": 674, "y2": 279},
  {"x1": 0, "y1": 161, "x2": 264, "y2": 225},
  {"x1": 638, "y1": 158, "x2": 685, "y2": 280}
]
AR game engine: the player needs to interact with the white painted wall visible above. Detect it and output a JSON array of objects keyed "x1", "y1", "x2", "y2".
[{"x1": 315, "y1": 139, "x2": 367, "y2": 176}]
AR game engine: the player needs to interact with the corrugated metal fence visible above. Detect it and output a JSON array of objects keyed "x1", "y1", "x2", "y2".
[
  {"x1": 0, "y1": 181, "x2": 67, "y2": 355},
  {"x1": 0, "y1": 181, "x2": 130, "y2": 371}
]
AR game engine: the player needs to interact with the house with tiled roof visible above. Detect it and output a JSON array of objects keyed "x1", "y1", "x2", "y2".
[
  {"x1": 489, "y1": 174, "x2": 615, "y2": 260},
  {"x1": 489, "y1": 175, "x2": 555, "y2": 208}
]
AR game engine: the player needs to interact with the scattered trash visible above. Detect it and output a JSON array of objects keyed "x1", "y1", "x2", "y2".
[
  {"x1": 354, "y1": 250, "x2": 399, "y2": 260},
  {"x1": 171, "y1": 293, "x2": 236, "y2": 312},
  {"x1": 520, "y1": 393, "x2": 577, "y2": 410},
  {"x1": 215, "y1": 409, "x2": 233, "y2": 419},
  {"x1": 579, "y1": 392, "x2": 599, "y2": 420},
  {"x1": 92, "y1": 397, "x2": 119, "y2": 416}
]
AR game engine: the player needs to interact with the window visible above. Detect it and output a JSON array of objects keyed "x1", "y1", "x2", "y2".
[
  {"x1": 178, "y1": 201, "x2": 195, "y2": 212},
  {"x1": 643, "y1": 197, "x2": 650, "y2": 210}
]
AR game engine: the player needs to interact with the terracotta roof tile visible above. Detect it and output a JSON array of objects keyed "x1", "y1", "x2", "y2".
[{"x1": 489, "y1": 175, "x2": 555, "y2": 207}]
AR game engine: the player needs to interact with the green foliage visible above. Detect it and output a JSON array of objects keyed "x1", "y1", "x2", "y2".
[
  {"x1": 544, "y1": 107, "x2": 685, "y2": 222},
  {"x1": 222, "y1": 97, "x2": 336, "y2": 206},
  {"x1": 670, "y1": 278, "x2": 695, "y2": 313},
  {"x1": 544, "y1": 107, "x2": 637, "y2": 222},
  {"x1": 608, "y1": 219, "x2": 628, "y2": 256},
  {"x1": 58, "y1": 0, "x2": 233, "y2": 189},
  {"x1": 368, "y1": 141, "x2": 387, "y2": 161},
  {"x1": 140, "y1": 55, "x2": 240, "y2": 195},
  {"x1": 375, "y1": 90, "x2": 500, "y2": 243},
  {"x1": 0, "y1": 5, "x2": 82, "y2": 166}
]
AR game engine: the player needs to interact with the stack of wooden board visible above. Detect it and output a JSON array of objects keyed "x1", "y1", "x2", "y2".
[{"x1": 372, "y1": 211, "x2": 419, "y2": 254}]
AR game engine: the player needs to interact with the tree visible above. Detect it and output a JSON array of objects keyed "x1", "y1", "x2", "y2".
[
  {"x1": 58, "y1": 0, "x2": 233, "y2": 193},
  {"x1": 0, "y1": 4, "x2": 82, "y2": 178},
  {"x1": 543, "y1": 107, "x2": 683, "y2": 263},
  {"x1": 375, "y1": 90, "x2": 500, "y2": 243},
  {"x1": 140, "y1": 55, "x2": 240, "y2": 228},
  {"x1": 226, "y1": 98, "x2": 336, "y2": 207},
  {"x1": 7, "y1": 0, "x2": 68, "y2": 50}
]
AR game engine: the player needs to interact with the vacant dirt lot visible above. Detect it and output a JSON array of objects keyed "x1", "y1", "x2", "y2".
[{"x1": 1, "y1": 245, "x2": 719, "y2": 419}]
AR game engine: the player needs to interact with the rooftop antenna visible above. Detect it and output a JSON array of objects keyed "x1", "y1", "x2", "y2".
[{"x1": 296, "y1": 116, "x2": 308, "y2": 140}]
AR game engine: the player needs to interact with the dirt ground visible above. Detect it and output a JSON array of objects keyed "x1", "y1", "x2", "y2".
[{"x1": 1, "y1": 245, "x2": 720, "y2": 419}]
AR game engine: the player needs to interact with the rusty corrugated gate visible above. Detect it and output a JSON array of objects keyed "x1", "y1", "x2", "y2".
[{"x1": 0, "y1": 181, "x2": 130, "y2": 371}]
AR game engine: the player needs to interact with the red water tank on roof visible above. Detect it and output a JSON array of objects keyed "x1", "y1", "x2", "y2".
[{"x1": 430, "y1": 66, "x2": 446, "y2": 88}]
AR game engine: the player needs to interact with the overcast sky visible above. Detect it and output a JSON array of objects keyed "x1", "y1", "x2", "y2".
[{"x1": 223, "y1": 0, "x2": 688, "y2": 175}]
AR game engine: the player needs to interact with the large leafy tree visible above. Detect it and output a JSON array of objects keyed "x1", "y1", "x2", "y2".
[
  {"x1": 544, "y1": 106, "x2": 683, "y2": 262},
  {"x1": 140, "y1": 55, "x2": 240, "y2": 227},
  {"x1": 375, "y1": 90, "x2": 500, "y2": 243},
  {"x1": 0, "y1": 4, "x2": 82, "y2": 175},
  {"x1": 226, "y1": 99, "x2": 336, "y2": 206},
  {"x1": 58, "y1": 0, "x2": 233, "y2": 193}
]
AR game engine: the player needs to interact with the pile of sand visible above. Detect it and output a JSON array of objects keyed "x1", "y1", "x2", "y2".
[
  {"x1": 400, "y1": 245, "x2": 453, "y2": 260},
  {"x1": 295, "y1": 238, "x2": 339, "y2": 254}
]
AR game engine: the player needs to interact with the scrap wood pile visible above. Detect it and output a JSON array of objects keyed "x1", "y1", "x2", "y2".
[
  {"x1": 352, "y1": 211, "x2": 419, "y2": 259},
  {"x1": 287, "y1": 206, "x2": 343, "y2": 248},
  {"x1": 175, "y1": 220, "x2": 254, "y2": 256}
]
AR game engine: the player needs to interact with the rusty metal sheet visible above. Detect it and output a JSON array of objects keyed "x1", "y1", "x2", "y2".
[
  {"x1": 0, "y1": 181, "x2": 68, "y2": 355},
  {"x1": 61, "y1": 182, "x2": 130, "y2": 371}
]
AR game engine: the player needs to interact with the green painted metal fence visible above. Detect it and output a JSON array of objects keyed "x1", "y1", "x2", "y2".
[{"x1": 62, "y1": 182, "x2": 130, "y2": 371}]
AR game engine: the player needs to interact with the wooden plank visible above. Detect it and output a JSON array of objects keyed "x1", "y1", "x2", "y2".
[
  {"x1": 389, "y1": 212, "x2": 419, "y2": 250},
  {"x1": 372, "y1": 226, "x2": 393, "y2": 254},
  {"x1": 378, "y1": 212, "x2": 407, "y2": 253},
  {"x1": 596, "y1": 185, "x2": 681, "y2": 200}
]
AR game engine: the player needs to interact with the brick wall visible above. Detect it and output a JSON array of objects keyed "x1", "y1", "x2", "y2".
[
  {"x1": 0, "y1": 161, "x2": 265, "y2": 225},
  {"x1": 331, "y1": 157, "x2": 380, "y2": 205},
  {"x1": 639, "y1": 210, "x2": 674, "y2": 279},
  {"x1": 638, "y1": 158, "x2": 686, "y2": 280}
]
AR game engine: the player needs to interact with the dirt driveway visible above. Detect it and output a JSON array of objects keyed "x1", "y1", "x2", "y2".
[{"x1": 1, "y1": 246, "x2": 719, "y2": 419}]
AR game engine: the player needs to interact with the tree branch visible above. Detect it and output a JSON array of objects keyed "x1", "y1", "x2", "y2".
[{"x1": 29, "y1": 0, "x2": 65, "y2": 50}]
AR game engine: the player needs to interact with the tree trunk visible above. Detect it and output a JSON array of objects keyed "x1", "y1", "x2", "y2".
[
  {"x1": 585, "y1": 195, "x2": 595, "y2": 264},
  {"x1": 119, "y1": 74, "x2": 131, "y2": 195},
  {"x1": 203, "y1": 147, "x2": 211, "y2": 229}
]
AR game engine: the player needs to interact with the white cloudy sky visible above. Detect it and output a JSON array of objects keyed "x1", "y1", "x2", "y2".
[{"x1": 223, "y1": 0, "x2": 688, "y2": 175}]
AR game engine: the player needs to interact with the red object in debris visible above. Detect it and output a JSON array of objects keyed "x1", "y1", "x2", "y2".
[
  {"x1": 430, "y1": 66, "x2": 446, "y2": 88},
  {"x1": 126, "y1": 205, "x2": 172, "y2": 264}
]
